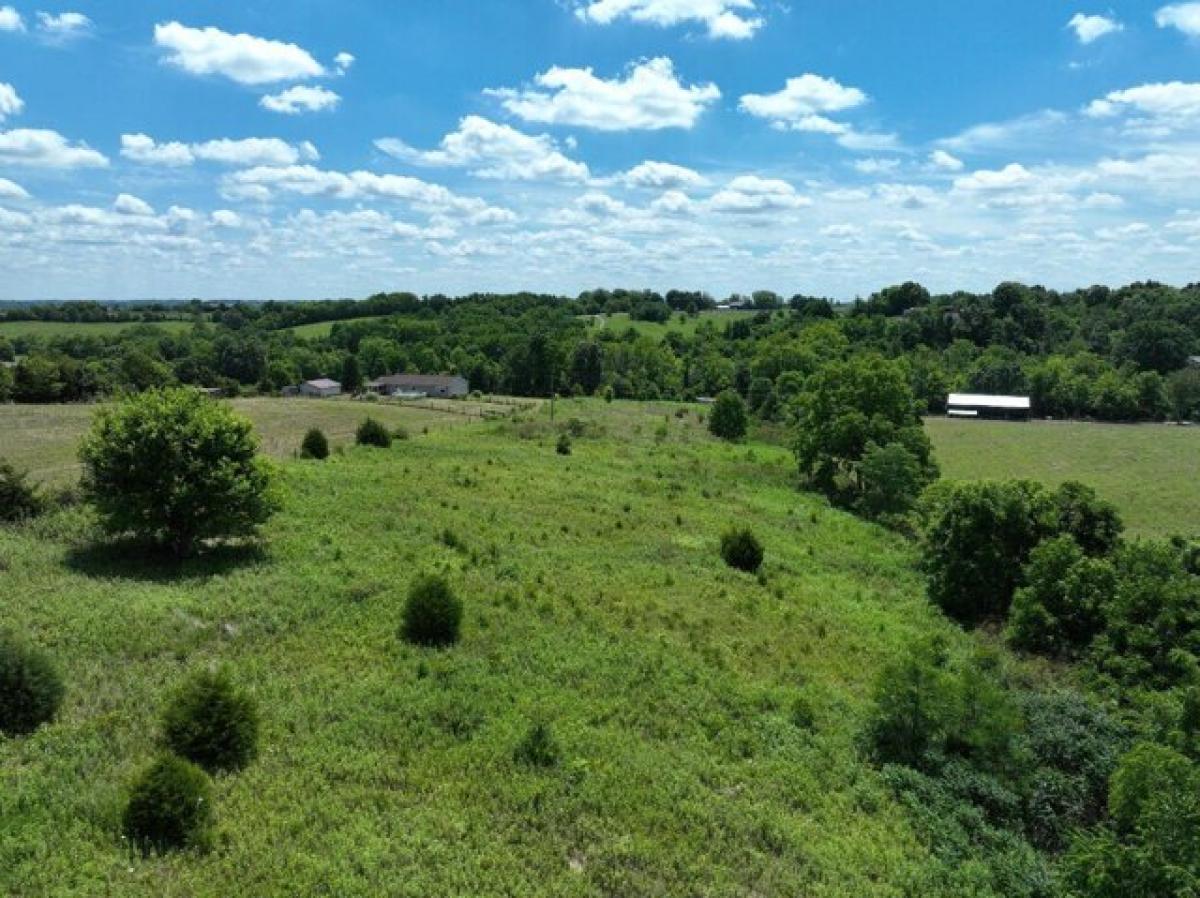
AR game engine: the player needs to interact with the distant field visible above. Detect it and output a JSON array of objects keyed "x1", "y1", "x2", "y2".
[
  {"x1": 0, "y1": 397, "x2": 533, "y2": 485},
  {"x1": 283, "y1": 316, "x2": 394, "y2": 338},
  {"x1": 0, "y1": 320, "x2": 195, "y2": 338},
  {"x1": 584, "y1": 310, "x2": 766, "y2": 340},
  {"x1": 927, "y1": 417, "x2": 1200, "y2": 538}
]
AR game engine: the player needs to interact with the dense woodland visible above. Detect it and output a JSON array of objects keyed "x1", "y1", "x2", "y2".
[{"x1": 3, "y1": 281, "x2": 1200, "y2": 423}]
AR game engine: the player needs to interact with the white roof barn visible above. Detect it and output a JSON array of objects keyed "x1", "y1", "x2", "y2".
[
  {"x1": 299, "y1": 378, "x2": 342, "y2": 398},
  {"x1": 947, "y1": 393, "x2": 1031, "y2": 420}
]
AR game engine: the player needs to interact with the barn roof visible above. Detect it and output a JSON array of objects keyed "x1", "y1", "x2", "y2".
[
  {"x1": 304, "y1": 378, "x2": 341, "y2": 389},
  {"x1": 948, "y1": 393, "x2": 1031, "y2": 410},
  {"x1": 367, "y1": 374, "x2": 465, "y2": 387}
]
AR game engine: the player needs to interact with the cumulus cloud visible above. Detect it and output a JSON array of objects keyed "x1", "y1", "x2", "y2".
[
  {"x1": 211, "y1": 209, "x2": 243, "y2": 228},
  {"x1": 1067, "y1": 13, "x2": 1123, "y2": 44},
  {"x1": 0, "y1": 128, "x2": 107, "y2": 168},
  {"x1": 573, "y1": 0, "x2": 762, "y2": 40},
  {"x1": 260, "y1": 86, "x2": 341, "y2": 115},
  {"x1": 36, "y1": 11, "x2": 92, "y2": 43},
  {"x1": 114, "y1": 193, "x2": 154, "y2": 216},
  {"x1": 1085, "y1": 81, "x2": 1200, "y2": 131},
  {"x1": 334, "y1": 51, "x2": 355, "y2": 73},
  {"x1": 620, "y1": 160, "x2": 708, "y2": 190},
  {"x1": 0, "y1": 5, "x2": 23, "y2": 31},
  {"x1": 954, "y1": 163, "x2": 1036, "y2": 191},
  {"x1": 376, "y1": 116, "x2": 589, "y2": 182},
  {"x1": 929, "y1": 149, "x2": 964, "y2": 171},
  {"x1": 708, "y1": 174, "x2": 810, "y2": 213},
  {"x1": 121, "y1": 134, "x2": 313, "y2": 167},
  {"x1": 0, "y1": 82, "x2": 23, "y2": 123},
  {"x1": 153, "y1": 21, "x2": 325, "y2": 85},
  {"x1": 739, "y1": 74, "x2": 893, "y2": 148},
  {"x1": 0, "y1": 176, "x2": 29, "y2": 199},
  {"x1": 488, "y1": 58, "x2": 719, "y2": 131},
  {"x1": 1156, "y1": 2, "x2": 1200, "y2": 37}
]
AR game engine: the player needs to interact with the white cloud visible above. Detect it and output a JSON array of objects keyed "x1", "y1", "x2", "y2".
[
  {"x1": 0, "y1": 5, "x2": 23, "y2": 31},
  {"x1": 376, "y1": 116, "x2": 589, "y2": 182},
  {"x1": 0, "y1": 177, "x2": 29, "y2": 199},
  {"x1": 211, "y1": 209, "x2": 243, "y2": 228},
  {"x1": 488, "y1": 58, "x2": 719, "y2": 131},
  {"x1": 573, "y1": 0, "x2": 762, "y2": 40},
  {"x1": 334, "y1": 51, "x2": 355, "y2": 73},
  {"x1": 153, "y1": 21, "x2": 325, "y2": 85},
  {"x1": 1156, "y1": 2, "x2": 1200, "y2": 37},
  {"x1": 738, "y1": 74, "x2": 892, "y2": 148},
  {"x1": 1085, "y1": 81, "x2": 1200, "y2": 129},
  {"x1": 929, "y1": 149, "x2": 964, "y2": 171},
  {"x1": 954, "y1": 163, "x2": 1036, "y2": 191},
  {"x1": 260, "y1": 85, "x2": 341, "y2": 115},
  {"x1": 937, "y1": 110, "x2": 1070, "y2": 153},
  {"x1": 708, "y1": 174, "x2": 810, "y2": 213},
  {"x1": 853, "y1": 157, "x2": 899, "y2": 175},
  {"x1": 1067, "y1": 13, "x2": 1123, "y2": 44},
  {"x1": 0, "y1": 82, "x2": 23, "y2": 123},
  {"x1": 121, "y1": 134, "x2": 310, "y2": 167},
  {"x1": 0, "y1": 128, "x2": 107, "y2": 168},
  {"x1": 114, "y1": 193, "x2": 154, "y2": 216},
  {"x1": 36, "y1": 11, "x2": 91, "y2": 42},
  {"x1": 620, "y1": 160, "x2": 707, "y2": 190}
]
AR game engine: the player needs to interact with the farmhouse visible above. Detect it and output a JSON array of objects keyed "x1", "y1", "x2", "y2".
[
  {"x1": 299, "y1": 378, "x2": 342, "y2": 398},
  {"x1": 947, "y1": 393, "x2": 1032, "y2": 421},
  {"x1": 366, "y1": 374, "x2": 469, "y2": 398}
]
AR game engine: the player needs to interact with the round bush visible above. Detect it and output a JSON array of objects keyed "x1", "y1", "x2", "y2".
[
  {"x1": 356, "y1": 417, "x2": 392, "y2": 448},
  {"x1": 400, "y1": 575, "x2": 463, "y2": 647},
  {"x1": 721, "y1": 527, "x2": 764, "y2": 573},
  {"x1": 556, "y1": 433, "x2": 572, "y2": 456},
  {"x1": 299, "y1": 428, "x2": 329, "y2": 460},
  {"x1": 0, "y1": 459, "x2": 45, "y2": 523},
  {"x1": 122, "y1": 754, "x2": 214, "y2": 853},
  {"x1": 0, "y1": 632, "x2": 65, "y2": 736},
  {"x1": 161, "y1": 668, "x2": 259, "y2": 773},
  {"x1": 708, "y1": 391, "x2": 748, "y2": 441}
]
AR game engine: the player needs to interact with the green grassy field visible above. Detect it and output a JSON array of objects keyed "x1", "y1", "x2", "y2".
[
  {"x1": 283, "y1": 315, "x2": 395, "y2": 338},
  {"x1": 927, "y1": 417, "x2": 1200, "y2": 539},
  {"x1": 0, "y1": 320, "x2": 196, "y2": 338},
  {"x1": 0, "y1": 398, "x2": 530, "y2": 485},
  {"x1": 1, "y1": 398, "x2": 970, "y2": 897},
  {"x1": 584, "y1": 310, "x2": 765, "y2": 340}
]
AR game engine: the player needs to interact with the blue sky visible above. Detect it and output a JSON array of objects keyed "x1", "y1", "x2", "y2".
[{"x1": 2, "y1": 1, "x2": 1200, "y2": 300}]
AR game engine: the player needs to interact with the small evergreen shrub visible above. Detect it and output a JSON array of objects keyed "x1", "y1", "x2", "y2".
[
  {"x1": 122, "y1": 754, "x2": 215, "y2": 853},
  {"x1": 400, "y1": 575, "x2": 463, "y2": 647},
  {"x1": 161, "y1": 668, "x2": 259, "y2": 773},
  {"x1": 0, "y1": 632, "x2": 64, "y2": 736},
  {"x1": 0, "y1": 459, "x2": 45, "y2": 523},
  {"x1": 708, "y1": 391, "x2": 748, "y2": 441},
  {"x1": 514, "y1": 721, "x2": 560, "y2": 768},
  {"x1": 392, "y1": 425, "x2": 410, "y2": 441},
  {"x1": 556, "y1": 433, "x2": 572, "y2": 456},
  {"x1": 603, "y1": 386, "x2": 614, "y2": 404},
  {"x1": 356, "y1": 417, "x2": 392, "y2": 448},
  {"x1": 299, "y1": 428, "x2": 329, "y2": 460},
  {"x1": 721, "y1": 528, "x2": 764, "y2": 573}
]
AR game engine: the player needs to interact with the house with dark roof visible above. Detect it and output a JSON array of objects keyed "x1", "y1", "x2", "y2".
[{"x1": 365, "y1": 374, "x2": 469, "y2": 398}]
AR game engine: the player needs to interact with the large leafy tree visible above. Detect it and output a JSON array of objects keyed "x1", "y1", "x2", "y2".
[
  {"x1": 794, "y1": 354, "x2": 937, "y2": 506},
  {"x1": 80, "y1": 388, "x2": 278, "y2": 557}
]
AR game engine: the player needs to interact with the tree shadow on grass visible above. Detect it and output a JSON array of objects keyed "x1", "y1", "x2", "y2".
[{"x1": 64, "y1": 538, "x2": 269, "y2": 584}]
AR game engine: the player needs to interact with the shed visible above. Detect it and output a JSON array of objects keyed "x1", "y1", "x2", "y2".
[
  {"x1": 947, "y1": 393, "x2": 1031, "y2": 421},
  {"x1": 300, "y1": 378, "x2": 342, "y2": 398},
  {"x1": 366, "y1": 374, "x2": 469, "y2": 398}
]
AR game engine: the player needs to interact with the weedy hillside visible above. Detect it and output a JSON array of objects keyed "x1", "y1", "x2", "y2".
[{"x1": 0, "y1": 398, "x2": 981, "y2": 897}]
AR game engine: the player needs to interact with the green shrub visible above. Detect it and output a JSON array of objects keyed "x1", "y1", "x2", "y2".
[
  {"x1": 78, "y1": 388, "x2": 277, "y2": 557},
  {"x1": 720, "y1": 527, "x2": 763, "y2": 573},
  {"x1": 122, "y1": 754, "x2": 215, "y2": 853},
  {"x1": 400, "y1": 575, "x2": 463, "y2": 648},
  {"x1": 1008, "y1": 536, "x2": 1113, "y2": 658},
  {"x1": 161, "y1": 668, "x2": 259, "y2": 773},
  {"x1": 392, "y1": 425, "x2": 409, "y2": 441},
  {"x1": 513, "y1": 721, "x2": 560, "y2": 768},
  {"x1": 556, "y1": 433, "x2": 572, "y2": 456},
  {"x1": 299, "y1": 427, "x2": 329, "y2": 460},
  {"x1": 708, "y1": 390, "x2": 747, "y2": 441},
  {"x1": 0, "y1": 632, "x2": 65, "y2": 736},
  {"x1": 356, "y1": 417, "x2": 392, "y2": 448},
  {"x1": 858, "y1": 441, "x2": 924, "y2": 522},
  {"x1": 0, "y1": 459, "x2": 45, "y2": 523},
  {"x1": 603, "y1": 385, "x2": 614, "y2": 403}
]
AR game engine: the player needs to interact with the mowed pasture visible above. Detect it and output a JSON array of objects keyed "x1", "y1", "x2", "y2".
[
  {"x1": 583, "y1": 310, "x2": 766, "y2": 340},
  {"x1": 0, "y1": 320, "x2": 196, "y2": 338},
  {"x1": 283, "y1": 315, "x2": 397, "y2": 338},
  {"x1": 1, "y1": 397, "x2": 960, "y2": 898},
  {"x1": 927, "y1": 417, "x2": 1200, "y2": 538},
  {"x1": 0, "y1": 397, "x2": 532, "y2": 485}
]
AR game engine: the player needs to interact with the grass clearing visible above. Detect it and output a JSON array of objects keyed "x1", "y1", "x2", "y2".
[
  {"x1": 0, "y1": 398, "x2": 534, "y2": 485},
  {"x1": 583, "y1": 310, "x2": 765, "y2": 340},
  {"x1": 0, "y1": 320, "x2": 196, "y2": 338},
  {"x1": 282, "y1": 315, "x2": 397, "y2": 338},
  {"x1": 927, "y1": 417, "x2": 1200, "y2": 539},
  {"x1": 1, "y1": 398, "x2": 965, "y2": 897}
]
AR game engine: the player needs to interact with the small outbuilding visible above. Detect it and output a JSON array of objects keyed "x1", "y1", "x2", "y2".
[
  {"x1": 947, "y1": 393, "x2": 1031, "y2": 421},
  {"x1": 300, "y1": 378, "x2": 343, "y2": 398},
  {"x1": 365, "y1": 374, "x2": 469, "y2": 399}
]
